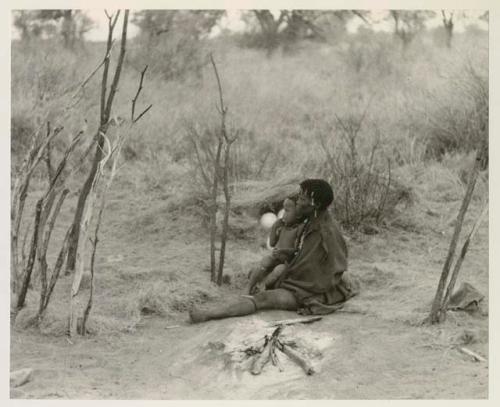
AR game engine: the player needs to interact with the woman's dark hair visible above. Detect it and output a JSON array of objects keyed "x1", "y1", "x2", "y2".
[{"x1": 300, "y1": 179, "x2": 334, "y2": 210}]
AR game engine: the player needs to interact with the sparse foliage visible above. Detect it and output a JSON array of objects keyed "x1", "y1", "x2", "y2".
[
  {"x1": 186, "y1": 55, "x2": 237, "y2": 285},
  {"x1": 316, "y1": 106, "x2": 399, "y2": 231}
]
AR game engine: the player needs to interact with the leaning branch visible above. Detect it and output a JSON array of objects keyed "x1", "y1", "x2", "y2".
[
  {"x1": 72, "y1": 40, "x2": 116, "y2": 100},
  {"x1": 105, "y1": 10, "x2": 129, "y2": 120},
  {"x1": 428, "y1": 147, "x2": 484, "y2": 323}
]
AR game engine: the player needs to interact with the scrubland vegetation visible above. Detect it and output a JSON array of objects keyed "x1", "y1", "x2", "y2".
[{"x1": 11, "y1": 10, "x2": 488, "y2": 335}]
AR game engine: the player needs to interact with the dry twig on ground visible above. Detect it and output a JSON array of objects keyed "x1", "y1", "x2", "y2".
[{"x1": 245, "y1": 323, "x2": 317, "y2": 376}]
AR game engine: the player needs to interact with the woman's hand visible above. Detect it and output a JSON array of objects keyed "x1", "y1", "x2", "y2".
[{"x1": 247, "y1": 267, "x2": 265, "y2": 295}]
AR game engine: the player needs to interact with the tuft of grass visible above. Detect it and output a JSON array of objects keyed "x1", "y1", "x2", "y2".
[
  {"x1": 11, "y1": 27, "x2": 488, "y2": 337},
  {"x1": 423, "y1": 64, "x2": 488, "y2": 159}
]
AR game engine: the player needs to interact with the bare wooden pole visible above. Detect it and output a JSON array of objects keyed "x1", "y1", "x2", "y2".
[
  {"x1": 428, "y1": 148, "x2": 484, "y2": 323},
  {"x1": 441, "y1": 202, "x2": 488, "y2": 311},
  {"x1": 15, "y1": 200, "x2": 43, "y2": 313},
  {"x1": 210, "y1": 54, "x2": 238, "y2": 285},
  {"x1": 81, "y1": 136, "x2": 122, "y2": 335},
  {"x1": 37, "y1": 188, "x2": 70, "y2": 322},
  {"x1": 209, "y1": 141, "x2": 222, "y2": 283},
  {"x1": 66, "y1": 10, "x2": 129, "y2": 276},
  {"x1": 11, "y1": 124, "x2": 63, "y2": 293}
]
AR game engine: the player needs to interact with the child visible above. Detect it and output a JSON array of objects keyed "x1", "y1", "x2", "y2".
[{"x1": 248, "y1": 197, "x2": 304, "y2": 294}]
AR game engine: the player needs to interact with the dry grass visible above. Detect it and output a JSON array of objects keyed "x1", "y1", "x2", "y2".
[{"x1": 10, "y1": 27, "x2": 488, "y2": 336}]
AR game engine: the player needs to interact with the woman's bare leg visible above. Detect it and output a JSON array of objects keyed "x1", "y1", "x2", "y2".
[
  {"x1": 189, "y1": 288, "x2": 298, "y2": 323},
  {"x1": 253, "y1": 288, "x2": 298, "y2": 311}
]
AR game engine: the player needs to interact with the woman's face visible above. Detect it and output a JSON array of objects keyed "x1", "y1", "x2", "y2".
[{"x1": 295, "y1": 189, "x2": 315, "y2": 218}]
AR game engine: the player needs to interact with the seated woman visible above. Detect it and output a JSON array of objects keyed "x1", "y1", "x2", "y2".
[
  {"x1": 189, "y1": 179, "x2": 358, "y2": 323},
  {"x1": 247, "y1": 196, "x2": 305, "y2": 295}
]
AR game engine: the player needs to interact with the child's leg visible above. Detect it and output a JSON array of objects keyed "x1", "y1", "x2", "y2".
[{"x1": 264, "y1": 264, "x2": 287, "y2": 289}]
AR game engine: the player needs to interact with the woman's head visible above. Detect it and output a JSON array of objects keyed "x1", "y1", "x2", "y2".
[{"x1": 296, "y1": 179, "x2": 334, "y2": 217}]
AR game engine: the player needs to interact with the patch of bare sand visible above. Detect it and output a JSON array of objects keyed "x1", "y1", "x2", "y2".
[
  {"x1": 10, "y1": 179, "x2": 489, "y2": 399},
  {"x1": 10, "y1": 309, "x2": 488, "y2": 399}
]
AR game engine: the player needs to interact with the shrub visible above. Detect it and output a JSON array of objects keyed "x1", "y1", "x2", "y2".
[
  {"x1": 424, "y1": 64, "x2": 488, "y2": 159},
  {"x1": 316, "y1": 111, "x2": 411, "y2": 231}
]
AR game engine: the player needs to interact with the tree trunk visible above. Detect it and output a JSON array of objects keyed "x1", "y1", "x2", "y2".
[{"x1": 445, "y1": 24, "x2": 453, "y2": 48}]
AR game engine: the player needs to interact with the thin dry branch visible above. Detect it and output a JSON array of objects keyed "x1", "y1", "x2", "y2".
[
  {"x1": 105, "y1": 10, "x2": 129, "y2": 120},
  {"x1": 45, "y1": 122, "x2": 54, "y2": 182},
  {"x1": 100, "y1": 11, "x2": 120, "y2": 120},
  {"x1": 187, "y1": 128, "x2": 212, "y2": 191},
  {"x1": 209, "y1": 53, "x2": 228, "y2": 140},
  {"x1": 38, "y1": 189, "x2": 70, "y2": 319},
  {"x1": 20, "y1": 221, "x2": 32, "y2": 268},
  {"x1": 72, "y1": 40, "x2": 116, "y2": 100},
  {"x1": 11, "y1": 124, "x2": 63, "y2": 294},
  {"x1": 16, "y1": 200, "x2": 43, "y2": 311},
  {"x1": 131, "y1": 65, "x2": 153, "y2": 124},
  {"x1": 43, "y1": 130, "x2": 84, "y2": 201},
  {"x1": 209, "y1": 140, "x2": 223, "y2": 282},
  {"x1": 43, "y1": 224, "x2": 72, "y2": 312},
  {"x1": 82, "y1": 135, "x2": 122, "y2": 335},
  {"x1": 278, "y1": 342, "x2": 315, "y2": 375},
  {"x1": 217, "y1": 137, "x2": 237, "y2": 284},
  {"x1": 442, "y1": 202, "x2": 488, "y2": 310}
]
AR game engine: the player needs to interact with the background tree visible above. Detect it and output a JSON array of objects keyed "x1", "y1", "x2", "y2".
[
  {"x1": 245, "y1": 10, "x2": 369, "y2": 54},
  {"x1": 251, "y1": 10, "x2": 287, "y2": 54},
  {"x1": 389, "y1": 10, "x2": 435, "y2": 50},
  {"x1": 129, "y1": 10, "x2": 224, "y2": 80},
  {"x1": 132, "y1": 10, "x2": 224, "y2": 40},
  {"x1": 13, "y1": 10, "x2": 94, "y2": 48},
  {"x1": 441, "y1": 10, "x2": 454, "y2": 48}
]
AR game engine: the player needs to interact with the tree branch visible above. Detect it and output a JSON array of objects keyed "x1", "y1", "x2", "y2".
[
  {"x1": 73, "y1": 39, "x2": 116, "y2": 100},
  {"x1": 105, "y1": 10, "x2": 129, "y2": 120},
  {"x1": 131, "y1": 65, "x2": 153, "y2": 123}
]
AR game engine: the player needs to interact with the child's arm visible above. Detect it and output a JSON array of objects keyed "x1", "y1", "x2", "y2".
[
  {"x1": 269, "y1": 219, "x2": 284, "y2": 247},
  {"x1": 273, "y1": 248, "x2": 296, "y2": 256}
]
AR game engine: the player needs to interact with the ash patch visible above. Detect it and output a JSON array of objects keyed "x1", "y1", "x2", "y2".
[{"x1": 219, "y1": 316, "x2": 338, "y2": 375}]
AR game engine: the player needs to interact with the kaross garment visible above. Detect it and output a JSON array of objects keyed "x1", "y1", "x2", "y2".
[{"x1": 277, "y1": 210, "x2": 359, "y2": 314}]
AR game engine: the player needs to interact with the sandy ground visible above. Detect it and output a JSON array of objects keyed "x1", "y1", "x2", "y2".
[{"x1": 10, "y1": 181, "x2": 489, "y2": 399}]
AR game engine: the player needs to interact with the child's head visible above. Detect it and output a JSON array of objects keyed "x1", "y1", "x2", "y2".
[{"x1": 282, "y1": 197, "x2": 297, "y2": 225}]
